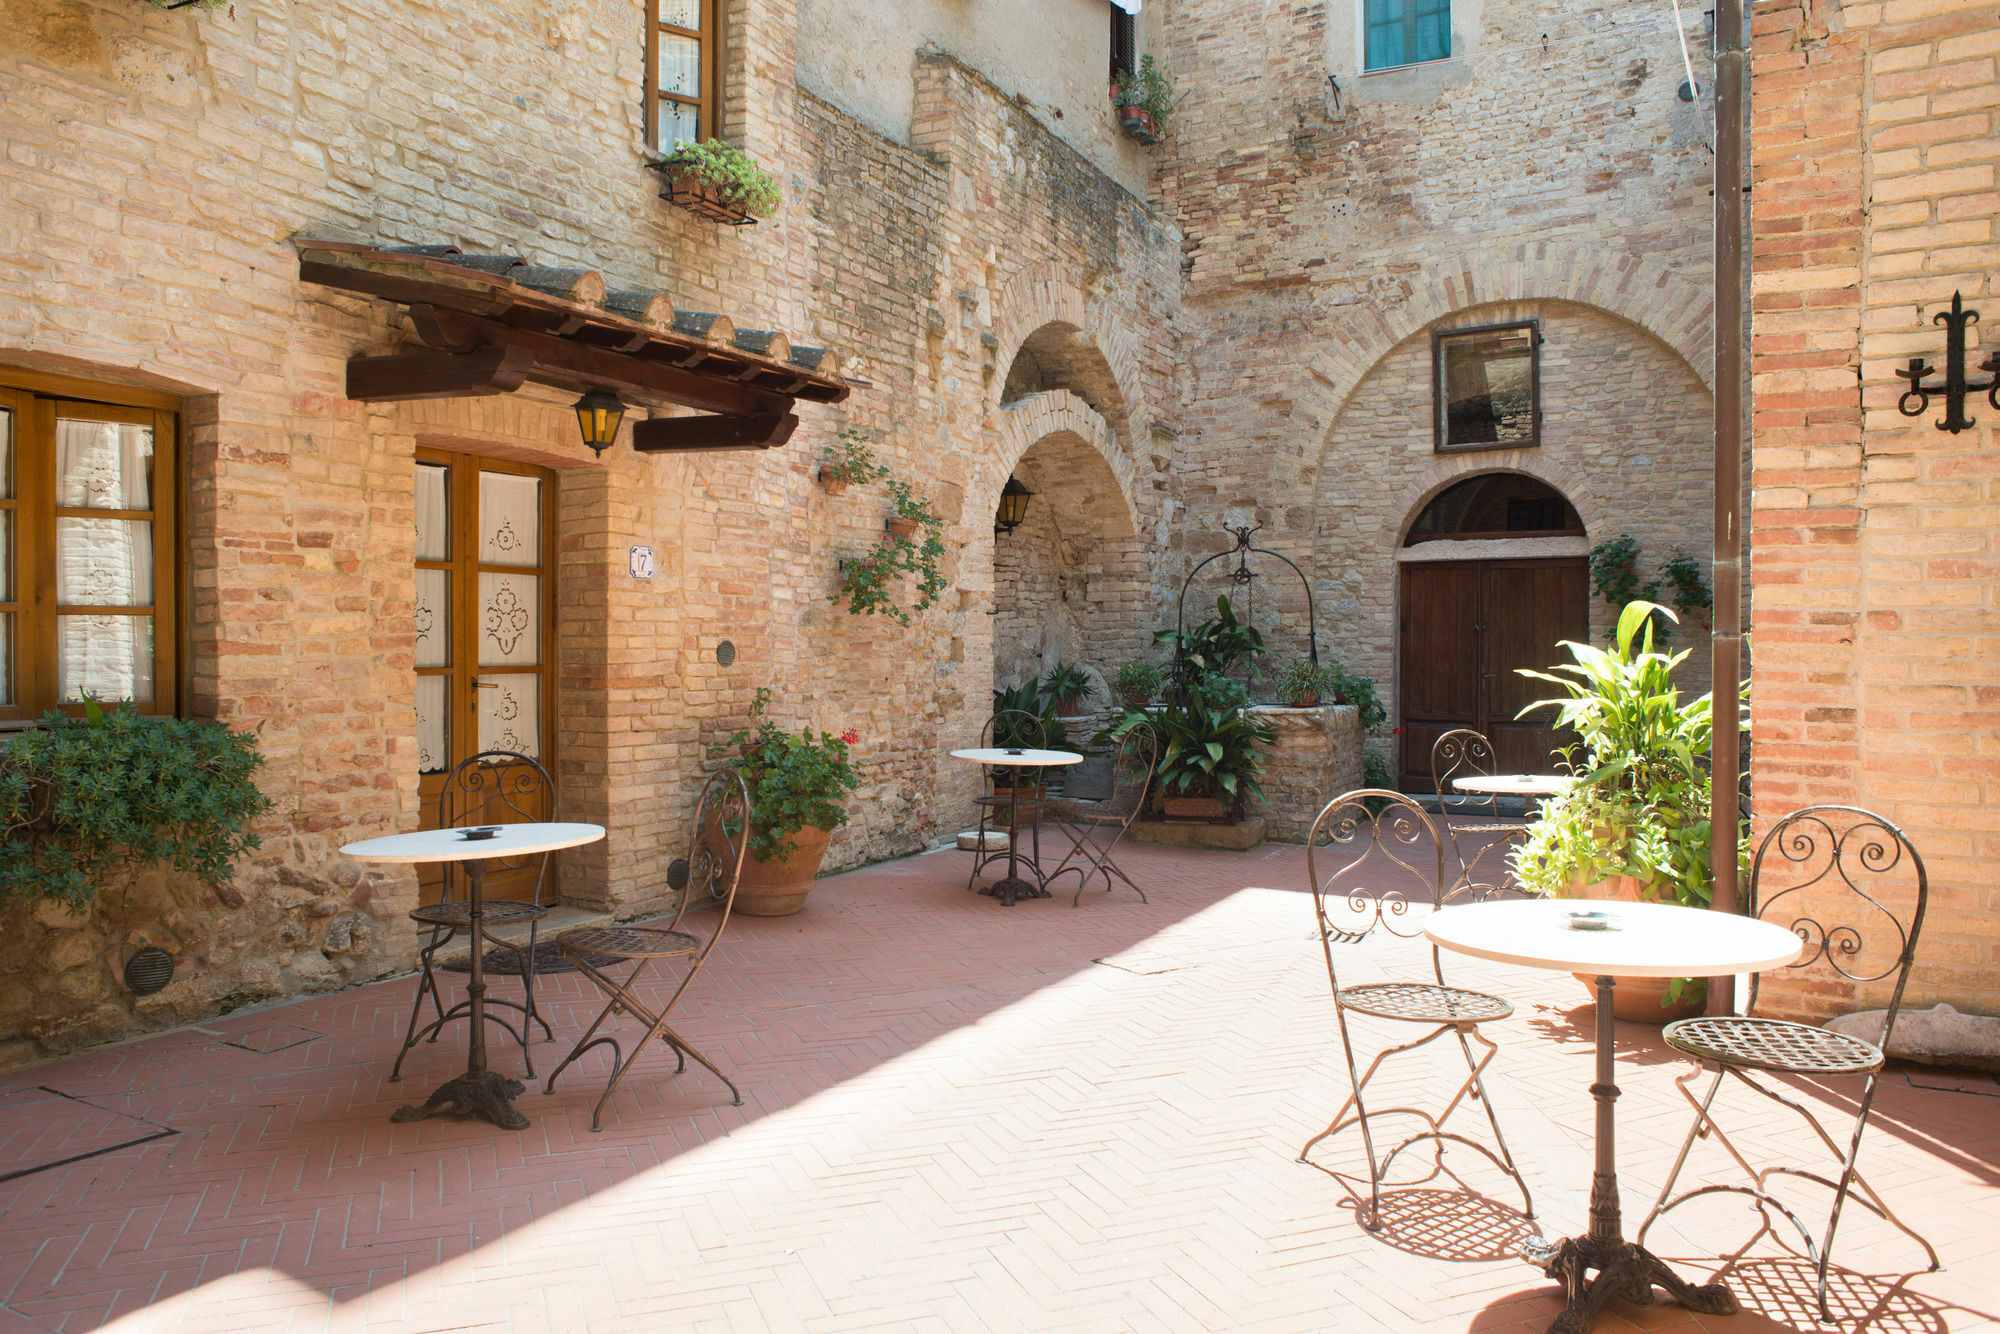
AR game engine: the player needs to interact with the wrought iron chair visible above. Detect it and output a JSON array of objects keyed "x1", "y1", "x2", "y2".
[
  {"x1": 1637, "y1": 805, "x2": 1940, "y2": 1321},
  {"x1": 391, "y1": 749, "x2": 555, "y2": 1084},
  {"x1": 543, "y1": 770, "x2": 750, "y2": 1132},
  {"x1": 1430, "y1": 729, "x2": 1528, "y2": 894},
  {"x1": 1298, "y1": 789, "x2": 1535, "y2": 1230},
  {"x1": 1041, "y1": 720, "x2": 1158, "y2": 907},
  {"x1": 962, "y1": 707, "x2": 1058, "y2": 894}
]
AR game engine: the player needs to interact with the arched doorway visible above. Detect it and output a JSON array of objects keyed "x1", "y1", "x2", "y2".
[{"x1": 1398, "y1": 473, "x2": 1589, "y2": 788}]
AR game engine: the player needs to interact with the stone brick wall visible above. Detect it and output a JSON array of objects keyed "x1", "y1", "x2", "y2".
[
  {"x1": 1151, "y1": 0, "x2": 1721, "y2": 750},
  {"x1": 0, "y1": 0, "x2": 1182, "y2": 1064},
  {"x1": 1747, "y1": 0, "x2": 1999, "y2": 1021},
  {"x1": 1252, "y1": 705, "x2": 1365, "y2": 842}
]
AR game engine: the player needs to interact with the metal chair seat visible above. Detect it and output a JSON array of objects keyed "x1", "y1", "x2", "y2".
[
  {"x1": 557, "y1": 925, "x2": 700, "y2": 961},
  {"x1": 410, "y1": 899, "x2": 549, "y2": 929},
  {"x1": 1663, "y1": 1015, "x2": 1883, "y2": 1077},
  {"x1": 1339, "y1": 981, "x2": 1513, "y2": 1025}
]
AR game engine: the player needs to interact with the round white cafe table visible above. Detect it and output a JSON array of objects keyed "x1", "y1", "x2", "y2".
[
  {"x1": 1425, "y1": 898, "x2": 1802, "y2": 1332},
  {"x1": 342, "y1": 822, "x2": 605, "y2": 1129},
  {"x1": 1451, "y1": 773, "x2": 1573, "y2": 799},
  {"x1": 950, "y1": 748, "x2": 1082, "y2": 906}
]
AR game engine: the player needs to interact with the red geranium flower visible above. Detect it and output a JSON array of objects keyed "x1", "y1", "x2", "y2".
[{"x1": 840, "y1": 727, "x2": 860, "y2": 745}]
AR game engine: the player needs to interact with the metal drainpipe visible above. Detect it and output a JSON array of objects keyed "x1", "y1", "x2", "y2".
[{"x1": 1708, "y1": 0, "x2": 1748, "y2": 1015}]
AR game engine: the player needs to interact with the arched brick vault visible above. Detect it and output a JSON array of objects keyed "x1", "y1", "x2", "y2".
[
  {"x1": 976, "y1": 390, "x2": 1140, "y2": 538},
  {"x1": 1297, "y1": 242, "x2": 1714, "y2": 482},
  {"x1": 989, "y1": 261, "x2": 1147, "y2": 452}
]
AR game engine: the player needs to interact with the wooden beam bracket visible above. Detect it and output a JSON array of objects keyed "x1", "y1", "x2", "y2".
[
  {"x1": 631, "y1": 412, "x2": 799, "y2": 454},
  {"x1": 346, "y1": 344, "x2": 535, "y2": 402}
]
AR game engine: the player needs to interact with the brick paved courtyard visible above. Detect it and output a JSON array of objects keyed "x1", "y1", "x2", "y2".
[{"x1": 1, "y1": 841, "x2": 1995, "y2": 1333}]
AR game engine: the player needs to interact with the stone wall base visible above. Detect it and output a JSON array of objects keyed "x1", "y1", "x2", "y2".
[{"x1": 1250, "y1": 705, "x2": 1364, "y2": 842}]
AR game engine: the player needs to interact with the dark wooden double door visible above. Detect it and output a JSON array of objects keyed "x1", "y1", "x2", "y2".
[{"x1": 1398, "y1": 559, "x2": 1588, "y2": 789}]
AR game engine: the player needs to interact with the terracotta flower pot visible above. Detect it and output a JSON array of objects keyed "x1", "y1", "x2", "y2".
[
  {"x1": 1564, "y1": 873, "x2": 1705, "y2": 1024},
  {"x1": 817, "y1": 465, "x2": 848, "y2": 496},
  {"x1": 726, "y1": 824, "x2": 834, "y2": 917},
  {"x1": 885, "y1": 515, "x2": 919, "y2": 540},
  {"x1": 1162, "y1": 795, "x2": 1227, "y2": 820}
]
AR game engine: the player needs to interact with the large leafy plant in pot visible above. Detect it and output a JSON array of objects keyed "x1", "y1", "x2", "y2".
[
  {"x1": 1151, "y1": 674, "x2": 1274, "y2": 820},
  {"x1": 712, "y1": 689, "x2": 863, "y2": 916},
  {"x1": 1508, "y1": 601, "x2": 1748, "y2": 1016}
]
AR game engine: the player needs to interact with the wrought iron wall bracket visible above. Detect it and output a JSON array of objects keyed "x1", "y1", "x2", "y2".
[{"x1": 1895, "y1": 291, "x2": 2000, "y2": 433}]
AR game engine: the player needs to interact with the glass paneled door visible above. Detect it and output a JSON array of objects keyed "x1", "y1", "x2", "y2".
[{"x1": 414, "y1": 449, "x2": 558, "y2": 904}]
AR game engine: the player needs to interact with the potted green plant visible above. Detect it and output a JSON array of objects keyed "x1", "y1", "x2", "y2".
[
  {"x1": 1508, "y1": 600, "x2": 1748, "y2": 1019},
  {"x1": 711, "y1": 689, "x2": 863, "y2": 915},
  {"x1": 1110, "y1": 55, "x2": 1173, "y2": 144},
  {"x1": 1112, "y1": 661, "x2": 1161, "y2": 711},
  {"x1": 818, "y1": 427, "x2": 884, "y2": 496},
  {"x1": 828, "y1": 436, "x2": 948, "y2": 626},
  {"x1": 1154, "y1": 594, "x2": 1265, "y2": 691},
  {"x1": 1150, "y1": 674, "x2": 1274, "y2": 820},
  {"x1": 0, "y1": 699, "x2": 272, "y2": 910},
  {"x1": 648, "y1": 139, "x2": 783, "y2": 225},
  {"x1": 1273, "y1": 660, "x2": 1336, "y2": 708},
  {"x1": 1039, "y1": 661, "x2": 1093, "y2": 717},
  {"x1": 1325, "y1": 659, "x2": 1388, "y2": 731}
]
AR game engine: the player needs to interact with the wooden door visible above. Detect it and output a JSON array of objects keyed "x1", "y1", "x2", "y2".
[
  {"x1": 413, "y1": 449, "x2": 558, "y2": 903},
  {"x1": 1398, "y1": 558, "x2": 1588, "y2": 788}
]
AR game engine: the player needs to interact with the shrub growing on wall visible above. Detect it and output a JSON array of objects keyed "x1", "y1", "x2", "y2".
[{"x1": 0, "y1": 703, "x2": 274, "y2": 909}]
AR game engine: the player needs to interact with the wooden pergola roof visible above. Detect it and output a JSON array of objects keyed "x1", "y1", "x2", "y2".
[{"x1": 297, "y1": 240, "x2": 855, "y2": 453}]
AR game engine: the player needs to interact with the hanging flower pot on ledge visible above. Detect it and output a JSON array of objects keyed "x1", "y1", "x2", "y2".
[{"x1": 647, "y1": 139, "x2": 782, "y2": 227}]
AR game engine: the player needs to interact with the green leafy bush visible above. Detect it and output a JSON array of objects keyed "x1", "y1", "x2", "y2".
[
  {"x1": 1509, "y1": 601, "x2": 1748, "y2": 913},
  {"x1": 715, "y1": 689, "x2": 862, "y2": 859},
  {"x1": 1148, "y1": 675, "x2": 1274, "y2": 813},
  {"x1": 1155, "y1": 594, "x2": 1265, "y2": 693},
  {"x1": 1324, "y1": 659, "x2": 1387, "y2": 732},
  {"x1": 0, "y1": 703, "x2": 273, "y2": 908},
  {"x1": 655, "y1": 139, "x2": 783, "y2": 218},
  {"x1": 822, "y1": 427, "x2": 889, "y2": 488}
]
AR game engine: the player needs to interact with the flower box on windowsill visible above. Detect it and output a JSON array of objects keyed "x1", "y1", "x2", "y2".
[{"x1": 649, "y1": 167, "x2": 758, "y2": 226}]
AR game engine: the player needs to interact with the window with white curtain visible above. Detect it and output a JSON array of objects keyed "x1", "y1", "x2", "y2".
[
  {"x1": 647, "y1": 0, "x2": 718, "y2": 149},
  {"x1": 0, "y1": 375, "x2": 180, "y2": 723}
]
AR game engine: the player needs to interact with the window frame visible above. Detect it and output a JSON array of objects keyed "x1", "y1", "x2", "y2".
[
  {"x1": 1361, "y1": 0, "x2": 1453, "y2": 74},
  {"x1": 1431, "y1": 319, "x2": 1543, "y2": 455},
  {"x1": 644, "y1": 0, "x2": 722, "y2": 151},
  {"x1": 0, "y1": 369, "x2": 183, "y2": 727}
]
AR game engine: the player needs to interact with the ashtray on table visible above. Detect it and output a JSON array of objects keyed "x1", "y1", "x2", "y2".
[
  {"x1": 456, "y1": 826, "x2": 504, "y2": 841},
  {"x1": 1564, "y1": 909, "x2": 1616, "y2": 931}
]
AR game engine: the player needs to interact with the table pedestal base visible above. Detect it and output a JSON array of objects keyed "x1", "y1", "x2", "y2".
[
  {"x1": 1523, "y1": 1233, "x2": 1737, "y2": 1333},
  {"x1": 977, "y1": 876, "x2": 1050, "y2": 907},
  {"x1": 391, "y1": 1070, "x2": 529, "y2": 1131}
]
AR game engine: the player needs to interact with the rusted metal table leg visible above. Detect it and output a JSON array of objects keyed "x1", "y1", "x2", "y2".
[
  {"x1": 1520, "y1": 976, "x2": 1737, "y2": 1333},
  {"x1": 978, "y1": 776, "x2": 1048, "y2": 906},
  {"x1": 392, "y1": 859, "x2": 529, "y2": 1131}
]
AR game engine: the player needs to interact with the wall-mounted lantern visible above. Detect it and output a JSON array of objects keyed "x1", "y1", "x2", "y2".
[
  {"x1": 572, "y1": 389, "x2": 627, "y2": 456},
  {"x1": 994, "y1": 476, "x2": 1033, "y2": 534}
]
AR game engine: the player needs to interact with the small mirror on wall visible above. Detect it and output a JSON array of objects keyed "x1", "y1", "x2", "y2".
[{"x1": 1433, "y1": 320, "x2": 1541, "y2": 452}]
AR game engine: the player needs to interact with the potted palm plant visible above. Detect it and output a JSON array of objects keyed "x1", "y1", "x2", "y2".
[
  {"x1": 1039, "y1": 661, "x2": 1093, "y2": 717},
  {"x1": 1509, "y1": 601, "x2": 1748, "y2": 1020},
  {"x1": 712, "y1": 689, "x2": 863, "y2": 915}
]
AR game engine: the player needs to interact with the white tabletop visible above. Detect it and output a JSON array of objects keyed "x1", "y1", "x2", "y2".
[
  {"x1": 1425, "y1": 898, "x2": 1803, "y2": 978},
  {"x1": 950, "y1": 748, "x2": 1084, "y2": 767},
  {"x1": 1452, "y1": 773, "x2": 1573, "y2": 797},
  {"x1": 340, "y1": 821, "x2": 606, "y2": 865}
]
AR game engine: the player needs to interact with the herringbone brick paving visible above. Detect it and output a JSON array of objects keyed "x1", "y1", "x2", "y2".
[{"x1": 0, "y1": 841, "x2": 1995, "y2": 1333}]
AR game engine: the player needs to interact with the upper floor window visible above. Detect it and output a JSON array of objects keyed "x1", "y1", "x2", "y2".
[
  {"x1": 1433, "y1": 321, "x2": 1540, "y2": 452},
  {"x1": 647, "y1": 0, "x2": 719, "y2": 149},
  {"x1": 1364, "y1": 0, "x2": 1450, "y2": 71},
  {"x1": 1110, "y1": 5, "x2": 1137, "y2": 81},
  {"x1": 0, "y1": 372, "x2": 181, "y2": 723}
]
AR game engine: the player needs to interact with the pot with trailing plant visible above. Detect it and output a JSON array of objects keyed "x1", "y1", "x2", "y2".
[
  {"x1": 1508, "y1": 601, "x2": 1748, "y2": 1022},
  {"x1": 648, "y1": 138, "x2": 783, "y2": 225},
  {"x1": 818, "y1": 427, "x2": 882, "y2": 496},
  {"x1": 710, "y1": 689, "x2": 863, "y2": 916},
  {"x1": 827, "y1": 435, "x2": 948, "y2": 627}
]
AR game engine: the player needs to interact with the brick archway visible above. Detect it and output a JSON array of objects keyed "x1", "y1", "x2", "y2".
[{"x1": 989, "y1": 261, "x2": 1146, "y2": 451}]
